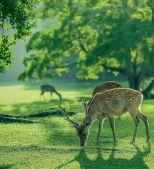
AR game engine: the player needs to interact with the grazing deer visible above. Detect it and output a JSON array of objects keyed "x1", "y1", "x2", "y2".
[
  {"x1": 40, "y1": 84, "x2": 62, "y2": 101},
  {"x1": 88, "y1": 81, "x2": 121, "y2": 105},
  {"x1": 59, "y1": 88, "x2": 150, "y2": 146}
]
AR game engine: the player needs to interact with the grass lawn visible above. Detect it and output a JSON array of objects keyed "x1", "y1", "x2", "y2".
[{"x1": 0, "y1": 80, "x2": 154, "y2": 169}]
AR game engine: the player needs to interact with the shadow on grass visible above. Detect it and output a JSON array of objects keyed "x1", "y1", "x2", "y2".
[
  {"x1": 0, "y1": 143, "x2": 151, "y2": 169},
  {"x1": 0, "y1": 97, "x2": 75, "y2": 117},
  {"x1": 0, "y1": 114, "x2": 37, "y2": 124},
  {"x1": 57, "y1": 143, "x2": 151, "y2": 169},
  {"x1": 0, "y1": 108, "x2": 76, "y2": 124},
  {"x1": 23, "y1": 109, "x2": 76, "y2": 118},
  {"x1": 0, "y1": 97, "x2": 77, "y2": 125},
  {"x1": 0, "y1": 164, "x2": 13, "y2": 169}
]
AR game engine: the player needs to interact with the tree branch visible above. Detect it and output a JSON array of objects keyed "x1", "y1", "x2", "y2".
[{"x1": 102, "y1": 64, "x2": 126, "y2": 74}]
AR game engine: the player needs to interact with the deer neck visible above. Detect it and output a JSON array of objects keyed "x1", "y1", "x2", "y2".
[{"x1": 83, "y1": 115, "x2": 94, "y2": 127}]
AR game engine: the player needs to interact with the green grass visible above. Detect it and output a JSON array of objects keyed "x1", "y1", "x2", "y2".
[{"x1": 0, "y1": 81, "x2": 154, "y2": 169}]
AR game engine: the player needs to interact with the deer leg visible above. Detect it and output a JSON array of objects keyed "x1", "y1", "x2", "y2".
[
  {"x1": 108, "y1": 116, "x2": 117, "y2": 144},
  {"x1": 130, "y1": 116, "x2": 140, "y2": 144},
  {"x1": 40, "y1": 92, "x2": 46, "y2": 101},
  {"x1": 40, "y1": 94, "x2": 42, "y2": 101},
  {"x1": 41, "y1": 94, "x2": 46, "y2": 101},
  {"x1": 95, "y1": 119, "x2": 104, "y2": 146},
  {"x1": 137, "y1": 111, "x2": 150, "y2": 142}
]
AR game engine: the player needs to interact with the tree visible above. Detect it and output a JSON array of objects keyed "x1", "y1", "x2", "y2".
[
  {"x1": 81, "y1": 0, "x2": 154, "y2": 95},
  {"x1": 18, "y1": 0, "x2": 154, "y2": 97},
  {"x1": 0, "y1": 0, "x2": 41, "y2": 73}
]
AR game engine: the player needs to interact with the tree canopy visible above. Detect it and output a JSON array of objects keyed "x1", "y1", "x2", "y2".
[
  {"x1": 18, "y1": 0, "x2": 154, "y2": 96},
  {"x1": 0, "y1": 0, "x2": 41, "y2": 73}
]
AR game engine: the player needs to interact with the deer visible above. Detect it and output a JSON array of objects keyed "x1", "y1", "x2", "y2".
[
  {"x1": 40, "y1": 84, "x2": 62, "y2": 101},
  {"x1": 59, "y1": 88, "x2": 150, "y2": 146},
  {"x1": 88, "y1": 81, "x2": 122, "y2": 105}
]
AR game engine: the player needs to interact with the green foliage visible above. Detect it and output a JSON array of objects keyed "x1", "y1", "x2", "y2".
[
  {"x1": 0, "y1": 0, "x2": 41, "y2": 73},
  {"x1": 19, "y1": 0, "x2": 154, "y2": 94},
  {"x1": 19, "y1": 1, "x2": 153, "y2": 76}
]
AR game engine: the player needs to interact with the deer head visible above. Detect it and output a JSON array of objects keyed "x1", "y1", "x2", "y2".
[{"x1": 58, "y1": 104, "x2": 91, "y2": 146}]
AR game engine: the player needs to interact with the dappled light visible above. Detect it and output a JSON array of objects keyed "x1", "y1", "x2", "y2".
[
  {"x1": 0, "y1": 82, "x2": 154, "y2": 168},
  {"x1": 58, "y1": 144, "x2": 151, "y2": 169},
  {"x1": 1, "y1": 0, "x2": 154, "y2": 168}
]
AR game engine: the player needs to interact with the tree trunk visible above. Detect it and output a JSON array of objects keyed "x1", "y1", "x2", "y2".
[
  {"x1": 142, "y1": 78, "x2": 154, "y2": 98},
  {"x1": 125, "y1": 49, "x2": 135, "y2": 89}
]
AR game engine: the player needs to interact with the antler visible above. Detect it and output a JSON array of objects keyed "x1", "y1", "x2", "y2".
[
  {"x1": 82, "y1": 99, "x2": 88, "y2": 114},
  {"x1": 58, "y1": 105, "x2": 79, "y2": 129}
]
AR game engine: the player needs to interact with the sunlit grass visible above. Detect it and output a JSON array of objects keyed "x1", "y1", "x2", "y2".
[
  {"x1": 0, "y1": 81, "x2": 154, "y2": 168},
  {"x1": 0, "y1": 81, "x2": 91, "y2": 116}
]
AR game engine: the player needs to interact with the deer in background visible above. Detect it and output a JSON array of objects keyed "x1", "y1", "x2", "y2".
[
  {"x1": 40, "y1": 84, "x2": 62, "y2": 101},
  {"x1": 59, "y1": 88, "x2": 150, "y2": 146},
  {"x1": 88, "y1": 81, "x2": 121, "y2": 105}
]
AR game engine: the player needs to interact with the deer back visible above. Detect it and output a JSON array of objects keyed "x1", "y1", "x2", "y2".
[
  {"x1": 88, "y1": 88, "x2": 143, "y2": 118},
  {"x1": 92, "y1": 81, "x2": 121, "y2": 96},
  {"x1": 41, "y1": 85, "x2": 56, "y2": 92}
]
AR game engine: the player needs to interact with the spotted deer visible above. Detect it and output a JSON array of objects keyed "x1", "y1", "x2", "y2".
[
  {"x1": 59, "y1": 88, "x2": 150, "y2": 146},
  {"x1": 40, "y1": 84, "x2": 62, "y2": 101},
  {"x1": 88, "y1": 81, "x2": 121, "y2": 105}
]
